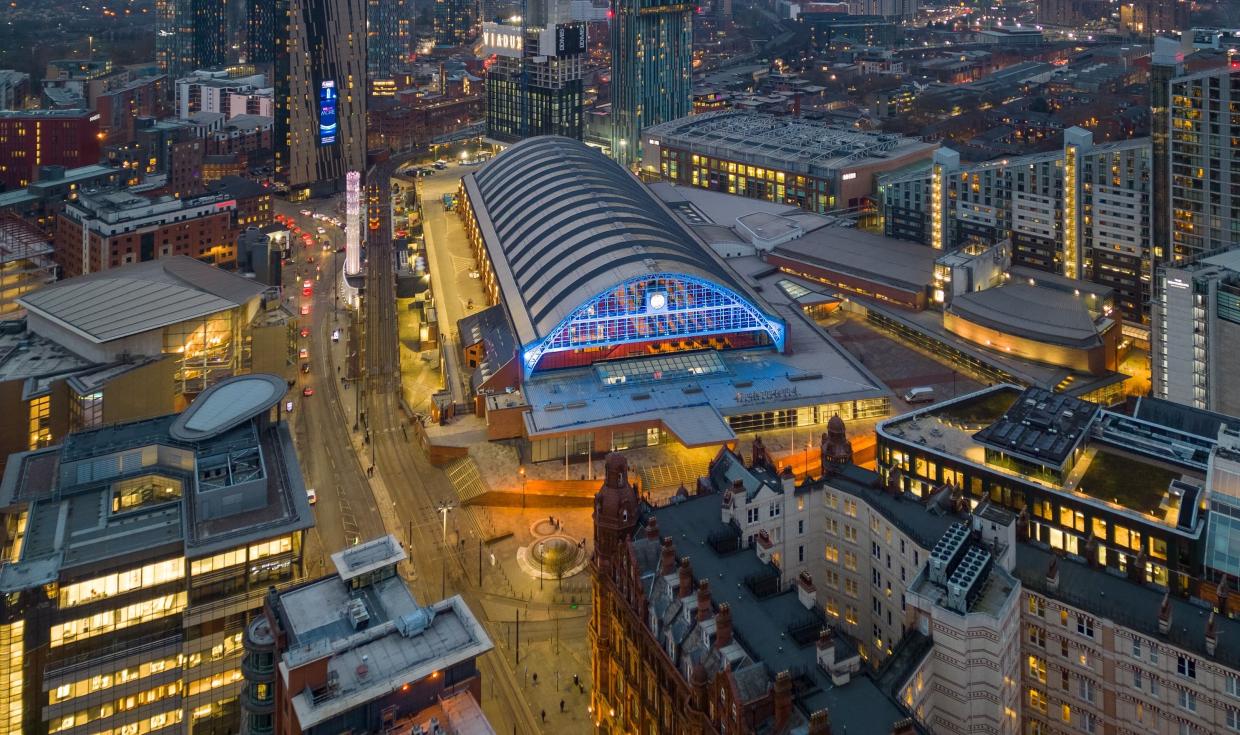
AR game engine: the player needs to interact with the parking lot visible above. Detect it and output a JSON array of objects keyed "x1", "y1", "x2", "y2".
[{"x1": 822, "y1": 312, "x2": 984, "y2": 410}]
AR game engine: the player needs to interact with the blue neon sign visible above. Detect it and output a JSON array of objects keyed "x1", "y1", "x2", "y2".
[{"x1": 319, "y1": 81, "x2": 338, "y2": 145}]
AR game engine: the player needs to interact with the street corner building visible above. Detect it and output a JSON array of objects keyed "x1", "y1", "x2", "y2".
[
  {"x1": 588, "y1": 451, "x2": 923, "y2": 734},
  {"x1": 0, "y1": 374, "x2": 315, "y2": 734},
  {"x1": 453, "y1": 136, "x2": 892, "y2": 463}
]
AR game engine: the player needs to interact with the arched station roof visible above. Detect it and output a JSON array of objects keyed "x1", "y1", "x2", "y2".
[{"x1": 462, "y1": 137, "x2": 779, "y2": 348}]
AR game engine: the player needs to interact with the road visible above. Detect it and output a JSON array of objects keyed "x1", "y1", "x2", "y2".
[
  {"x1": 274, "y1": 158, "x2": 553, "y2": 734},
  {"x1": 276, "y1": 201, "x2": 388, "y2": 576},
  {"x1": 361, "y1": 155, "x2": 543, "y2": 735}
]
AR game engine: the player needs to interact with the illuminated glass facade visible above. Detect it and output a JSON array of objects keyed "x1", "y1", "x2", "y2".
[
  {"x1": 485, "y1": 39, "x2": 584, "y2": 143},
  {"x1": 656, "y1": 148, "x2": 838, "y2": 213},
  {"x1": 521, "y1": 273, "x2": 785, "y2": 374}
]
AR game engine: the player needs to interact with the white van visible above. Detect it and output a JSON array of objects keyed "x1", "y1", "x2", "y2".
[{"x1": 903, "y1": 386, "x2": 936, "y2": 404}]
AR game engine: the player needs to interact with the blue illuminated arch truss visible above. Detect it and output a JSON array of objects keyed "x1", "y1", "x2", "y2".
[{"x1": 522, "y1": 273, "x2": 785, "y2": 374}]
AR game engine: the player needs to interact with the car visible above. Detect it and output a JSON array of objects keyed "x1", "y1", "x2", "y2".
[
  {"x1": 302, "y1": 286, "x2": 312, "y2": 297},
  {"x1": 331, "y1": 329, "x2": 340, "y2": 343},
  {"x1": 306, "y1": 488, "x2": 317, "y2": 504},
  {"x1": 306, "y1": 257, "x2": 314, "y2": 264},
  {"x1": 299, "y1": 348, "x2": 309, "y2": 359},
  {"x1": 302, "y1": 387, "x2": 315, "y2": 397},
  {"x1": 316, "y1": 227, "x2": 326, "y2": 234},
  {"x1": 301, "y1": 362, "x2": 311, "y2": 373},
  {"x1": 300, "y1": 209, "x2": 312, "y2": 216},
  {"x1": 300, "y1": 327, "x2": 310, "y2": 338},
  {"x1": 300, "y1": 304, "x2": 310, "y2": 315}
]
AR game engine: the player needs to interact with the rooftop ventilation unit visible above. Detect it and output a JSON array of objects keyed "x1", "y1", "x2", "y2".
[
  {"x1": 346, "y1": 598, "x2": 370, "y2": 630},
  {"x1": 946, "y1": 545, "x2": 992, "y2": 614},
  {"x1": 395, "y1": 606, "x2": 436, "y2": 637},
  {"x1": 928, "y1": 523, "x2": 970, "y2": 586}
]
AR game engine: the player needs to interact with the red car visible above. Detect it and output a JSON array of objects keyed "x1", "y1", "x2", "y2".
[
  {"x1": 300, "y1": 327, "x2": 310, "y2": 338},
  {"x1": 302, "y1": 387, "x2": 315, "y2": 397},
  {"x1": 302, "y1": 287, "x2": 313, "y2": 297}
]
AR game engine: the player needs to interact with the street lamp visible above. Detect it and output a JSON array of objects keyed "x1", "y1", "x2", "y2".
[
  {"x1": 436, "y1": 500, "x2": 455, "y2": 544},
  {"x1": 519, "y1": 465, "x2": 526, "y2": 509},
  {"x1": 437, "y1": 500, "x2": 455, "y2": 600}
]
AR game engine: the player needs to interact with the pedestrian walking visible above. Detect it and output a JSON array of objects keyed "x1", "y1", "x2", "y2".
[
  {"x1": 559, "y1": 699, "x2": 565, "y2": 713},
  {"x1": 540, "y1": 710, "x2": 546, "y2": 723},
  {"x1": 572, "y1": 673, "x2": 579, "y2": 687},
  {"x1": 532, "y1": 672, "x2": 538, "y2": 685}
]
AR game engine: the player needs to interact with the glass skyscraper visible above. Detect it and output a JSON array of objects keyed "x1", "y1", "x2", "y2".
[
  {"x1": 434, "y1": 0, "x2": 477, "y2": 47},
  {"x1": 368, "y1": 0, "x2": 412, "y2": 79},
  {"x1": 156, "y1": 0, "x2": 228, "y2": 78},
  {"x1": 609, "y1": 0, "x2": 691, "y2": 168}
]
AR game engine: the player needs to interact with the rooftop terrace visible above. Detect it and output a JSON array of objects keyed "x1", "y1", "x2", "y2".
[{"x1": 879, "y1": 386, "x2": 1205, "y2": 533}]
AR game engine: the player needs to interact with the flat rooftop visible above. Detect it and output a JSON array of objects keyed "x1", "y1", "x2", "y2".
[
  {"x1": 0, "y1": 376, "x2": 313, "y2": 590},
  {"x1": 279, "y1": 581, "x2": 493, "y2": 730},
  {"x1": 644, "y1": 110, "x2": 937, "y2": 177},
  {"x1": 879, "y1": 386, "x2": 1206, "y2": 534},
  {"x1": 653, "y1": 184, "x2": 938, "y2": 294},
  {"x1": 0, "y1": 328, "x2": 92, "y2": 383},
  {"x1": 972, "y1": 387, "x2": 1098, "y2": 467}
]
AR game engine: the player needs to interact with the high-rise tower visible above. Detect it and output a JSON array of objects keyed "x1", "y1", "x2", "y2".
[
  {"x1": 156, "y1": 0, "x2": 229, "y2": 77},
  {"x1": 434, "y1": 0, "x2": 477, "y2": 46},
  {"x1": 368, "y1": 0, "x2": 412, "y2": 79},
  {"x1": 483, "y1": 0, "x2": 586, "y2": 142},
  {"x1": 247, "y1": 0, "x2": 275, "y2": 64},
  {"x1": 1168, "y1": 65, "x2": 1240, "y2": 263},
  {"x1": 274, "y1": 0, "x2": 367, "y2": 196},
  {"x1": 609, "y1": 0, "x2": 691, "y2": 168}
]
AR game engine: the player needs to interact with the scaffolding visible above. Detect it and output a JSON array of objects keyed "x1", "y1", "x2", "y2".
[{"x1": 0, "y1": 215, "x2": 56, "y2": 317}]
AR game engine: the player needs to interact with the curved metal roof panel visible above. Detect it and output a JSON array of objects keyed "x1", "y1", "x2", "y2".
[{"x1": 463, "y1": 136, "x2": 774, "y2": 346}]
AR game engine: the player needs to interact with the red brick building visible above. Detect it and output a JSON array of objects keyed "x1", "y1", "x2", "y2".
[
  {"x1": 368, "y1": 93, "x2": 482, "y2": 151},
  {"x1": 589, "y1": 453, "x2": 923, "y2": 735},
  {"x1": 53, "y1": 189, "x2": 237, "y2": 276},
  {"x1": 0, "y1": 110, "x2": 101, "y2": 190},
  {"x1": 93, "y1": 75, "x2": 169, "y2": 145}
]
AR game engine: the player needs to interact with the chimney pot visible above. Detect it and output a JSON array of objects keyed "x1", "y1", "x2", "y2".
[
  {"x1": 715, "y1": 602, "x2": 733, "y2": 648},
  {"x1": 697, "y1": 579, "x2": 713, "y2": 622},
  {"x1": 807, "y1": 709, "x2": 832, "y2": 735}
]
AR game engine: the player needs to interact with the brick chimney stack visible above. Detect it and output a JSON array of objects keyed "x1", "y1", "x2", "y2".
[
  {"x1": 678, "y1": 557, "x2": 693, "y2": 597},
  {"x1": 696, "y1": 579, "x2": 713, "y2": 622},
  {"x1": 714, "y1": 602, "x2": 733, "y2": 647},
  {"x1": 660, "y1": 537, "x2": 677, "y2": 576},
  {"x1": 807, "y1": 709, "x2": 831, "y2": 735},
  {"x1": 645, "y1": 517, "x2": 660, "y2": 540},
  {"x1": 774, "y1": 670, "x2": 793, "y2": 731},
  {"x1": 891, "y1": 718, "x2": 917, "y2": 735},
  {"x1": 1158, "y1": 591, "x2": 1172, "y2": 635}
]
